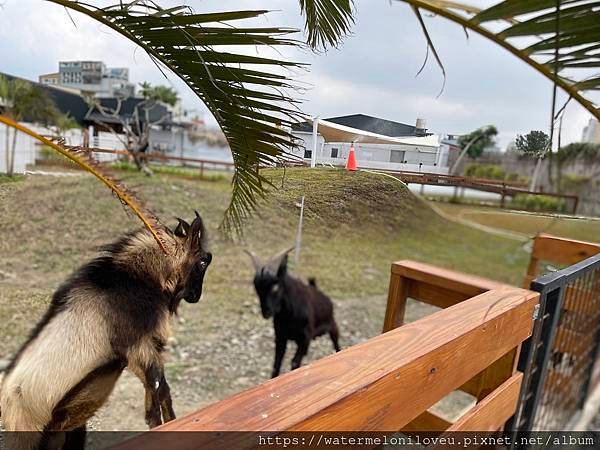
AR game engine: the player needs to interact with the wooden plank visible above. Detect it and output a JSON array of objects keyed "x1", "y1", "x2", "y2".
[
  {"x1": 401, "y1": 410, "x2": 451, "y2": 433},
  {"x1": 115, "y1": 288, "x2": 537, "y2": 450},
  {"x1": 460, "y1": 348, "x2": 518, "y2": 399},
  {"x1": 532, "y1": 234, "x2": 600, "y2": 267},
  {"x1": 382, "y1": 272, "x2": 409, "y2": 332},
  {"x1": 392, "y1": 260, "x2": 505, "y2": 298},
  {"x1": 445, "y1": 373, "x2": 522, "y2": 432},
  {"x1": 407, "y1": 281, "x2": 475, "y2": 309}
]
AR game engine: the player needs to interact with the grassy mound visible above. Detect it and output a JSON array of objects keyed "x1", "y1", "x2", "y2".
[{"x1": 260, "y1": 168, "x2": 433, "y2": 229}]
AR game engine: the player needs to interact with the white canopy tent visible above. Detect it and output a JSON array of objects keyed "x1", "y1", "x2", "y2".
[{"x1": 309, "y1": 117, "x2": 439, "y2": 167}]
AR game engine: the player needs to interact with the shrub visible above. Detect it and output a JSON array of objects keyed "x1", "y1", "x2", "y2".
[
  {"x1": 560, "y1": 174, "x2": 590, "y2": 191},
  {"x1": 464, "y1": 164, "x2": 506, "y2": 180},
  {"x1": 511, "y1": 194, "x2": 566, "y2": 213}
]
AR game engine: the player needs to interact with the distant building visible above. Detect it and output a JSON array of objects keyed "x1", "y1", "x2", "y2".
[
  {"x1": 38, "y1": 72, "x2": 59, "y2": 86},
  {"x1": 39, "y1": 61, "x2": 136, "y2": 98},
  {"x1": 582, "y1": 118, "x2": 600, "y2": 144},
  {"x1": 290, "y1": 114, "x2": 446, "y2": 173}
]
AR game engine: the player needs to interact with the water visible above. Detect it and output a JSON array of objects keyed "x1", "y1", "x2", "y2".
[
  {"x1": 178, "y1": 145, "x2": 233, "y2": 164},
  {"x1": 407, "y1": 184, "x2": 501, "y2": 201}
]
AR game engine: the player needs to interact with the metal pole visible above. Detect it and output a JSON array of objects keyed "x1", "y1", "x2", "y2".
[
  {"x1": 295, "y1": 196, "x2": 305, "y2": 265},
  {"x1": 311, "y1": 116, "x2": 319, "y2": 168}
]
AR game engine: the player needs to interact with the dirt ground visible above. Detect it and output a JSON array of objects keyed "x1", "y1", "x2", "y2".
[{"x1": 1, "y1": 167, "x2": 532, "y2": 437}]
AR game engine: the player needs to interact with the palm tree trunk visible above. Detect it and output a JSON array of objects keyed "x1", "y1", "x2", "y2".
[
  {"x1": 450, "y1": 135, "x2": 481, "y2": 175},
  {"x1": 529, "y1": 157, "x2": 543, "y2": 192}
]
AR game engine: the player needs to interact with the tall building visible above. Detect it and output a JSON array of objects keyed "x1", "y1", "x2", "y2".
[
  {"x1": 42, "y1": 61, "x2": 136, "y2": 98},
  {"x1": 582, "y1": 118, "x2": 600, "y2": 144}
]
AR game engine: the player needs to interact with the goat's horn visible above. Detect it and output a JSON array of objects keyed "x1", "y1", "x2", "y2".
[
  {"x1": 244, "y1": 249, "x2": 262, "y2": 271},
  {"x1": 267, "y1": 246, "x2": 295, "y2": 272}
]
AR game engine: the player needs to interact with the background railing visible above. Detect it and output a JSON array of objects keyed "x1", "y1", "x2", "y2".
[{"x1": 523, "y1": 233, "x2": 600, "y2": 288}]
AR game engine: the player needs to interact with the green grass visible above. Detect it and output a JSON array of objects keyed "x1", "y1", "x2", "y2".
[
  {"x1": 0, "y1": 173, "x2": 25, "y2": 184},
  {"x1": 110, "y1": 160, "x2": 230, "y2": 181},
  {"x1": 432, "y1": 202, "x2": 600, "y2": 243}
]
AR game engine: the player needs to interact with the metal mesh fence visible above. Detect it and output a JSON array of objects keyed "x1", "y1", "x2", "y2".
[{"x1": 509, "y1": 253, "x2": 600, "y2": 438}]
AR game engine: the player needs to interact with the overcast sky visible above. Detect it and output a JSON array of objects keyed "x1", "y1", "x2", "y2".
[{"x1": 0, "y1": 0, "x2": 597, "y2": 148}]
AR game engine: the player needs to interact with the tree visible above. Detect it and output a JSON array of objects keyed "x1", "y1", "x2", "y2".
[
  {"x1": 459, "y1": 126, "x2": 498, "y2": 159},
  {"x1": 449, "y1": 125, "x2": 497, "y2": 174},
  {"x1": 88, "y1": 96, "x2": 172, "y2": 176},
  {"x1": 515, "y1": 131, "x2": 550, "y2": 159},
  {"x1": 0, "y1": 75, "x2": 58, "y2": 175},
  {"x1": 139, "y1": 83, "x2": 179, "y2": 107},
  {"x1": 12, "y1": 0, "x2": 600, "y2": 232}
]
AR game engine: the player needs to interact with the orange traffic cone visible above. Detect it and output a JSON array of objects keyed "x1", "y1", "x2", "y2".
[{"x1": 345, "y1": 144, "x2": 358, "y2": 171}]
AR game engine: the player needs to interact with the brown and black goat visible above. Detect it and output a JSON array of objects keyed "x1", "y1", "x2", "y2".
[
  {"x1": 246, "y1": 248, "x2": 341, "y2": 378},
  {"x1": 0, "y1": 212, "x2": 212, "y2": 450}
]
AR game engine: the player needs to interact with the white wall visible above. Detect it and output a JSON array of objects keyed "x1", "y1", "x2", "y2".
[
  {"x1": 0, "y1": 123, "x2": 85, "y2": 173},
  {"x1": 290, "y1": 132, "x2": 448, "y2": 173}
]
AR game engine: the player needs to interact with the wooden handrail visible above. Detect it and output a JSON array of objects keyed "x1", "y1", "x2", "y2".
[
  {"x1": 383, "y1": 260, "x2": 508, "y2": 332},
  {"x1": 524, "y1": 233, "x2": 600, "y2": 288},
  {"x1": 115, "y1": 286, "x2": 538, "y2": 449}
]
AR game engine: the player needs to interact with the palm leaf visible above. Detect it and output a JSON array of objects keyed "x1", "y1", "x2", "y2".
[
  {"x1": 395, "y1": 0, "x2": 600, "y2": 123},
  {"x1": 44, "y1": 0, "x2": 309, "y2": 234},
  {"x1": 298, "y1": 0, "x2": 355, "y2": 50},
  {"x1": 0, "y1": 115, "x2": 169, "y2": 253}
]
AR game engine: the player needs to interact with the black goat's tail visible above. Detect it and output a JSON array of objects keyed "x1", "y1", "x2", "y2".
[{"x1": 308, "y1": 277, "x2": 317, "y2": 287}]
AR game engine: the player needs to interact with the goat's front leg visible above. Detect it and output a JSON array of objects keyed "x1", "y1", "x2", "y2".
[
  {"x1": 291, "y1": 335, "x2": 310, "y2": 371},
  {"x1": 272, "y1": 335, "x2": 287, "y2": 378},
  {"x1": 158, "y1": 373, "x2": 176, "y2": 423},
  {"x1": 131, "y1": 362, "x2": 164, "y2": 429}
]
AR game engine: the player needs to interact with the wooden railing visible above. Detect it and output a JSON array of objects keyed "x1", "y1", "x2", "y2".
[
  {"x1": 383, "y1": 171, "x2": 580, "y2": 213},
  {"x1": 115, "y1": 262, "x2": 538, "y2": 449},
  {"x1": 523, "y1": 233, "x2": 600, "y2": 288}
]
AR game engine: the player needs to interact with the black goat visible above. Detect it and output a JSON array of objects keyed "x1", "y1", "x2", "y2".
[
  {"x1": 246, "y1": 248, "x2": 340, "y2": 378},
  {"x1": 0, "y1": 213, "x2": 212, "y2": 450}
]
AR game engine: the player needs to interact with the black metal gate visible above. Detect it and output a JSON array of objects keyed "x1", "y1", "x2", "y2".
[{"x1": 509, "y1": 253, "x2": 600, "y2": 434}]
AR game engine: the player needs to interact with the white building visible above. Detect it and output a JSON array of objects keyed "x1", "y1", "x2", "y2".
[
  {"x1": 39, "y1": 61, "x2": 136, "y2": 98},
  {"x1": 290, "y1": 114, "x2": 447, "y2": 173},
  {"x1": 582, "y1": 118, "x2": 600, "y2": 144}
]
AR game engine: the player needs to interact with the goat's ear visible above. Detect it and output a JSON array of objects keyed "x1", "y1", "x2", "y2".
[
  {"x1": 174, "y1": 218, "x2": 190, "y2": 238},
  {"x1": 189, "y1": 210, "x2": 208, "y2": 248},
  {"x1": 277, "y1": 253, "x2": 288, "y2": 278}
]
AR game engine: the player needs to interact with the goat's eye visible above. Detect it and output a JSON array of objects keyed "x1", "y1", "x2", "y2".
[
  {"x1": 199, "y1": 261, "x2": 207, "y2": 269},
  {"x1": 271, "y1": 284, "x2": 279, "y2": 293}
]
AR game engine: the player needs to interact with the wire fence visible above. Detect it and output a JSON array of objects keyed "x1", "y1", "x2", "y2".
[{"x1": 509, "y1": 253, "x2": 600, "y2": 443}]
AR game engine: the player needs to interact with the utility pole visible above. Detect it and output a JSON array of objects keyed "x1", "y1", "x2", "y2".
[{"x1": 295, "y1": 196, "x2": 305, "y2": 265}]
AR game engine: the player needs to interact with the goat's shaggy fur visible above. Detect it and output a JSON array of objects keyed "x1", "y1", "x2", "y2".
[{"x1": 0, "y1": 214, "x2": 212, "y2": 450}]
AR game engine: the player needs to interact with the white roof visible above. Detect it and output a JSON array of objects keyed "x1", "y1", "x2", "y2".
[{"x1": 312, "y1": 118, "x2": 439, "y2": 147}]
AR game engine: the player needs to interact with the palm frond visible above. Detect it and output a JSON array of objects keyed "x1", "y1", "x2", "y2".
[
  {"x1": 45, "y1": 0, "x2": 308, "y2": 234},
  {"x1": 396, "y1": 0, "x2": 600, "y2": 122},
  {"x1": 0, "y1": 115, "x2": 169, "y2": 253},
  {"x1": 298, "y1": 0, "x2": 355, "y2": 50}
]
